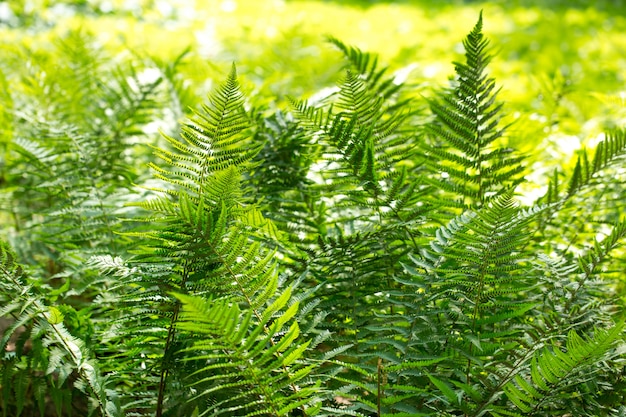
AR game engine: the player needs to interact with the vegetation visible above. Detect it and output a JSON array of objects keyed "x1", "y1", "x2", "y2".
[{"x1": 1, "y1": 2, "x2": 626, "y2": 416}]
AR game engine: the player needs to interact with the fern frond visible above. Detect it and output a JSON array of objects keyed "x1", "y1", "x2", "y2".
[
  {"x1": 425, "y1": 12, "x2": 524, "y2": 207},
  {"x1": 0, "y1": 240, "x2": 120, "y2": 417},
  {"x1": 398, "y1": 192, "x2": 550, "y2": 412},
  {"x1": 535, "y1": 220, "x2": 626, "y2": 334},
  {"x1": 173, "y1": 288, "x2": 319, "y2": 417},
  {"x1": 577, "y1": 219, "x2": 626, "y2": 277},
  {"x1": 110, "y1": 64, "x2": 304, "y2": 416},
  {"x1": 150, "y1": 63, "x2": 261, "y2": 198},
  {"x1": 326, "y1": 36, "x2": 404, "y2": 101},
  {"x1": 566, "y1": 129, "x2": 626, "y2": 197},
  {"x1": 292, "y1": 39, "x2": 415, "y2": 202},
  {"x1": 327, "y1": 36, "x2": 383, "y2": 85},
  {"x1": 536, "y1": 130, "x2": 626, "y2": 242},
  {"x1": 503, "y1": 321, "x2": 625, "y2": 415}
]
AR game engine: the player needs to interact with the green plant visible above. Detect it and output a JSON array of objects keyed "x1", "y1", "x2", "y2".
[{"x1": 1, "y1": 12, "x2": 625, "y2": 417}]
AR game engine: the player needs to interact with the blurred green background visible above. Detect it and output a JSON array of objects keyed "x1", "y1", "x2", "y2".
[{"x1": 1, "y1": 0, "x2": 625, "y2": 188}]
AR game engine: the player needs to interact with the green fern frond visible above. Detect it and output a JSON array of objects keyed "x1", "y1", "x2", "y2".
[
  {"x1": 173, "y1": 288, "x2": 319, "y2": 417},
  {"x1": 503, "y1": 321, "x2": 625, "y2": 415},
  {"x1": 566, "y1": 129, "x2": 626, "y2": 197},
  {"x1": 288, "y1": 96, "x2": 333, "y2": 130},
  {"x1": 559, "y1": 220, "x2": 626, "y2": 328},
  {"x1": 326, "y1": 36, "x2": 404, "y2": 101},
  {"x1": 399, "y1": 193, "x2": 549, "y2": 407},
  {"x1": 326, "y1": 36, "x2": 384, "y2": 85},
  {"x1": 529, "y1": 128, "x2": 626, "y2": 264},
  {"x1": 425, "y1": 12, "x2": 524, "y2": 207},
  {"x1": 292, "y1": 40, "x2": 414, "y2": 198},
  {"x1": 285, "y1": 42, "x2": 428, "y2": 373},
  {"x1": 110, "y1": 64, "x2": 297, "y2": 416},
  {"x1": 150, "y1": 63, "x2": 261, "y2": 199},
  {"x1": 336, "y1": 70, "x2": 384, "y2": 124},
  {"x1": 536, "y1": 130, "x2": 626, "y2": 240},
  {"x1": 0, "y1": 240, "x2": 120, "y2": 417},
  {"x1": 577, "y1": 220, "x2": 626, "y2": 276}
]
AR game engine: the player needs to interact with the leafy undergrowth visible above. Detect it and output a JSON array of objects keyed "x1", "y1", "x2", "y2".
[{"x1": 1, "y1": 5, "x2": 626, "y2": 417}]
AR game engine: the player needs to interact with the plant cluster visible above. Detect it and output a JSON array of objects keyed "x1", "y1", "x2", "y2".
[{"x1": 1, "y1": 13, "x2": 625, "y2": 417}]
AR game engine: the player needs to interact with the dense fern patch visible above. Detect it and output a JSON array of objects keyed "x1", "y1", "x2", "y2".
[{"x1": 1, "y1": 12, "x2": 625, "y2": 417}]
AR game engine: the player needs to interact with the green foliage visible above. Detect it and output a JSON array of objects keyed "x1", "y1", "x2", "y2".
[
  {"x1": 1, "y1": 11, "x2": 626, "y2": 417},
  {"x1": 0, "y1": 240, "x2": 120, "y2": 416},
  {"x1": 173, "y1": 288, "x2": 319, "y2": 417},
  {"x1": 503, "y1": 322, "x2": 624, "y2": 416},
  {"x1": 425, "y1": 12, "x2": 524, "y2": 208}
]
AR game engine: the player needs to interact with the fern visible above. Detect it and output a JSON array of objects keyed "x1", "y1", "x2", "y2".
[
  {"x1": 291, "y1": 36, "x2": 419, "y2": 200},
  {"x1": 287, "y1": 38, "x2": 428, "y2": 360},
  {"x1": 425, "y1": 11, "x2": 524, "y2": 208},
  {"x1": 0, "y1": 29, "x2": 171, "y2": 286},
  {"x1": 173, "y1": 286, "x2": 319, "y2": 417},
  {"x1": 2, "y1": 10, "x2": 626, "y2": 417},
  {"x1": 503, "y1": 322, "x2": 625, "y2": 416},
  {"x1": 390, "y1": 194, "x2": 547, "y2": 415},
  {"x1": 97, "y1": 63, "x2": 317, "y2": 416},
  {"x1": 0, "y1": 240, "x2": 120, "y2": 416}
]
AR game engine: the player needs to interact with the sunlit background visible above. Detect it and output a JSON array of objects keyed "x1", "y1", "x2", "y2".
[{"x1": 2, "y1": 0, "x2": 625, "y2": 196}]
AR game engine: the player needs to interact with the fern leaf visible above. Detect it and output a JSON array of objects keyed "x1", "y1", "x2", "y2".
[
  {"x1": 0, "y1": 240, "x2": 120, "y2": 416},
  {"x1": 425, "y1": 12, "x2": 524, "y2": 207},
  {"x1": 174, "y1": 291, "x2": 317, "y2": 417},
  {"x1": 151, "y1": 63, "x2": 261, "y2": 198},
  {"x1": 427, "y1": 374, "x2": 459, "y2": 405},
  {"x1": 503, "y1": 321, "x2": 625, "y2": 415},
  {"x1": 566, "y1": 129, "x2": 626, "y2": 198}
]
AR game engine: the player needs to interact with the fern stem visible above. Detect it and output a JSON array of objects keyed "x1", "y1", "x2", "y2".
[
  {"x1": 155, "y1": 305, "x2": 179, "y2": 417},
  {"x1": 377, "y1": 357, "x2": 383, "y2": 417},
  {"x1": 156, "y1": 261, "x2": 190, "y2": 417}
]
